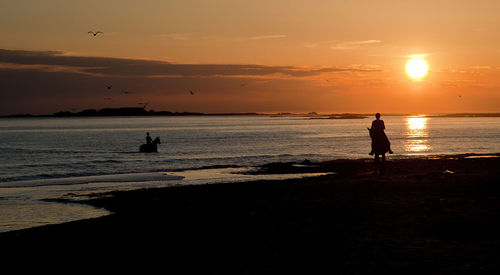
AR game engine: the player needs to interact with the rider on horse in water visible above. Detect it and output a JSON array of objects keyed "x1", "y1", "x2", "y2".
[
  {"x1": 368, "y1": 113, "x2": 393, "y2": 160},
  {"x1": 141, "y1": 132, "x2": 160, "y2": 152}
]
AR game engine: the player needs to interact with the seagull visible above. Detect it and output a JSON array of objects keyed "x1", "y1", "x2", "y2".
[
  {"x1": 88, "y1": 31, "x2": 103, "y2": 37},
  {"x1": 106, "y1": 85, "x2": 112, "y2": 90},
  {"x1": 189, "y1": 90, "x2": 194, "y2": 95}
]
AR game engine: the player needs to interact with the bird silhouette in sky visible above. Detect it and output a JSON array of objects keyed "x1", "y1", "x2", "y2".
[
  {"x1": 106, "y1": 85, "x2": 112, "y2": 90},
  {"x1": 88, "y1": 31, "x2": 103, "y2": 36},
  {"x1": 458, "y1": 95, "x2": 462, "y2": 98},
  {"x1": 189, "y1": 90, "x2": 194, "y2": 95}
]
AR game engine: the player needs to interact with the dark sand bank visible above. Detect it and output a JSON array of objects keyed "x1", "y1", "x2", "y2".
[{"x1": 2, "y1": 155, "x2": 500, "y2": 274}]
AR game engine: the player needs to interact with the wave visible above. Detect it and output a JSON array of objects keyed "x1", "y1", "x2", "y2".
[
  {"x1": 0, "y1": 172, "x2": 184, "y2": 188},
  {"x1": 159, "y1": 164, "x2": 244, "y2": 172},
  {"x1": 1, "y1": 152, "x2": 330, "y2": 179},
  {"x1": 0, "y1": 147, "x2": 99, "y2": 154},
  {"x1": 1, "y1": 159, "x2": 124, "y2": 169}
]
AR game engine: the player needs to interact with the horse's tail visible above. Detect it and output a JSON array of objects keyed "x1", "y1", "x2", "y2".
[{"x1": 367, "y1": 127, "x2": 374, "y2": 139}]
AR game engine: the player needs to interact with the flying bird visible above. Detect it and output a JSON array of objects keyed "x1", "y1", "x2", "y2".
[
  {"x1": 106, "y1": 85, "x2": 112, "y2": 90},
  {"x1": 189, "y1": 90, "x2": 194, "y2": 95},
  {"x1": 88, "y1": 31, "x2": 103, "y2": 36}
]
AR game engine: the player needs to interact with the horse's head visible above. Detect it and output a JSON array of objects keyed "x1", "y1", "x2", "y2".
[{"x1": 154, "y1": 137, "x2": 161, "y2": 144}]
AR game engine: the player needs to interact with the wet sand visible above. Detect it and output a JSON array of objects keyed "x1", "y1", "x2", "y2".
[{"x1": 2, "y1": 155, "x2": 500, "y2": 274}]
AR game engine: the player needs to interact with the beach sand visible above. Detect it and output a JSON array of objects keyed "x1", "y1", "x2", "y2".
[{"x1": 2, "y1": 155, "x2": 500, "y2": 274}]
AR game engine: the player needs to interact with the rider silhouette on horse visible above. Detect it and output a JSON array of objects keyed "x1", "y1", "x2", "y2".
[
  {"x1": 368, "y1": 113, "x2": 393, "y2": 163},
  {"x1": 140, "y1": 132, "x2": 161, "y2": 152}
]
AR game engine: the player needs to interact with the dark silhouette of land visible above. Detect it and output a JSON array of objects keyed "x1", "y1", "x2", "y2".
[
  {"x1": 1, "y1": 107, "x2": 259, "y2": 117},
  {"x1": 2, "y1": 108, "x2": 500, "y2": 118},
  {"x1": 2, "y1": 155, "x2": 500, "y2": 274},
  {"x1": 308, "y1": 113, "x2": 369, "y2": 119}
]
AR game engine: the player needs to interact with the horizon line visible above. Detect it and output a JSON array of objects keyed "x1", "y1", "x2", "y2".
[{"x1": 2, "y1": 107, "x2": 500, "y2": 118}]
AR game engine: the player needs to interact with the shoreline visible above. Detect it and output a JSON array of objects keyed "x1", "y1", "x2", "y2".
[{"x1": 2, "y1": 154, "x2": 500, "y2": 273}]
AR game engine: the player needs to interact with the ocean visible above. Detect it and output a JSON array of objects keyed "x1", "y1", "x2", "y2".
[{"x1": 1, "y1": 115, "x2": 499, "y2": 232}]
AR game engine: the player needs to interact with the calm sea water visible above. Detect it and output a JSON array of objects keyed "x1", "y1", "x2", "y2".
[{"x1": 1, "y1": 115, "x2": 499, "y2": 232}]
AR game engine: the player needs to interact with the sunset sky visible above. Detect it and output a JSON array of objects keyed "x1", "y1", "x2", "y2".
[{"x1": 1, "y1": 0, "x2": 499, "y2": 115}]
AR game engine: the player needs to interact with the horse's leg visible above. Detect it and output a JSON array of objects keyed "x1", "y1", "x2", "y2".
[
  {"x1": 382, "y1": 153, "x2": 386, "y2": 162},
  {"x1": 374, "y1": 154, "x2": 380, "y2": 164}
]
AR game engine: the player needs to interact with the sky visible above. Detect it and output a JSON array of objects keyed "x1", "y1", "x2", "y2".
[{"x1": 0, "y1": 0, "x2": 499, "y2": 115}]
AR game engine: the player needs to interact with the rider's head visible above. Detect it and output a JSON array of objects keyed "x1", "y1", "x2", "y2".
[
  {"x1": 375, "y1": 113, "x2": 381, "y2": 119},
  {"x1": 147, "y1": 132, "x2": 150, "y2": 136}
]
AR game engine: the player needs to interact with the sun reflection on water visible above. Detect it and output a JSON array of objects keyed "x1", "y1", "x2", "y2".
[{"x1": 405, "y1": 117, "x2": 431, "y2": 153}]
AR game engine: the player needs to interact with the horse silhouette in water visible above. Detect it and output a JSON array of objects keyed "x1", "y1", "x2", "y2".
[
  {"x1": 368, "y1": 128, "x2": 390, "y2": 163},
  {"x1": 368, "y1": 113, "x2": 393, "y2": 163},
  {"x1": 140, "y1": 137, "x2": 161, "y2": 152}
]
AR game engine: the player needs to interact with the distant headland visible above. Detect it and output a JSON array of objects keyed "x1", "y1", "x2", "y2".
[
  {"x1": 1, "y1": 108, "x2": 499, "y2": 118},
  {"x1": 1, "y1": 107, "x2": 259, "y2": 118}
]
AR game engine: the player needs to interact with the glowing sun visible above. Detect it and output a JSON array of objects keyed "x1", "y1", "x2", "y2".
[{"x1": 405, "y1": 56, "x2": 429, "y2": 80}]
